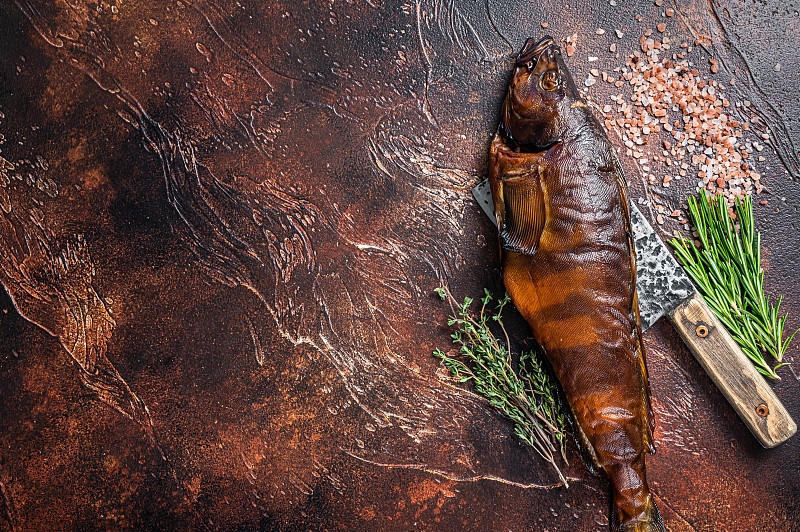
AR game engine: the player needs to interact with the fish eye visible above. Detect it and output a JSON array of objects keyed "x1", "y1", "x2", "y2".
[{"x1": 540, "y1": 69, "x2": 562, "y2": 91}]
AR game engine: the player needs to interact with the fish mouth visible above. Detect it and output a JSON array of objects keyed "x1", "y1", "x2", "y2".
[{"x1": 516, "y1": 36, "x2": 557, "y2": 67}]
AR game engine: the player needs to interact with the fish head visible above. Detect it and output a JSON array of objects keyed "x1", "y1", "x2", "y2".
[{"x1": 501, "y1": 36, "x2": 581, "y2": 149}]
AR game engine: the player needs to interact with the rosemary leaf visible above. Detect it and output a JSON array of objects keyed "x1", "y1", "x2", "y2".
[{"x1": 669, "y1": 191, "x2": 796, "y2": 379}]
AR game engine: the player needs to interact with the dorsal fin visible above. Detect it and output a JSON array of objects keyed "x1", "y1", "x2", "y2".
[{"x1": 611, "y1": 150, "x2": 656, "y2": 451}]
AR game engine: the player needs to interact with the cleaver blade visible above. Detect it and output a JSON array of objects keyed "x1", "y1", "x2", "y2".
[{"x1": 472, "y1": 178, "x2": 796, "y2": 448}]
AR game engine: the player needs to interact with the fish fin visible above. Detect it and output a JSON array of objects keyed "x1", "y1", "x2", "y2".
[
  {"x1": 488, "y1": 132, "x2": 547, "y2": 256},
  {"x1": 558, "y1": 396, "x2": 602, "y2": 473},
  {"x1": 610, "y1": 494, "x2": 666, "y2": 532},
  {"x1": 633, "y1": 289, "x2": 656, "y2": 452},
  {"x1": 610, "y1": 153, "x2": 656, "y2": 452},
  {"x1": 574, "y1": 414, "x2": 603, "y2": 473}
]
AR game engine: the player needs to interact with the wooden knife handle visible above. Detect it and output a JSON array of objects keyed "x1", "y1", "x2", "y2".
[{"x1": 667, "y1": 291, "x2": 796, "y2": 448}]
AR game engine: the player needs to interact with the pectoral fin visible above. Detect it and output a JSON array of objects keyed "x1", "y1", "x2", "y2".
[{"x1": 488, "y1": 133, "x2": 547, "y2": 256}]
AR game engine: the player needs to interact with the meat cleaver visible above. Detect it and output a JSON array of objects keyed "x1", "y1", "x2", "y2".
[{"x1": 472, "y1": 179, "x2": 796, "y2": 448}]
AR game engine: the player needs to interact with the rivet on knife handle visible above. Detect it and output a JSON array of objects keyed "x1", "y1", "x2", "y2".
[{"x1": 667, "y1": 290, "x2": 797, "y2": 448}]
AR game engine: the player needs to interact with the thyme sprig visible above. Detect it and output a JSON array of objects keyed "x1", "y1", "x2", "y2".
[
  {"x1": 433, "y1": 286, "x2": 569, "y2": 487},
  {"x1": 670, "y1": 190, "x2": 796, "y2": 379}
]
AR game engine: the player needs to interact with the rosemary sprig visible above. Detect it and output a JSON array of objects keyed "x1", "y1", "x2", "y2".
[
  {"x1": 433, "y1": 286, "x2": 569, "y2": 486},
  {"x1": 670, "y1": 190, "x2": 796, "y2": 379}
]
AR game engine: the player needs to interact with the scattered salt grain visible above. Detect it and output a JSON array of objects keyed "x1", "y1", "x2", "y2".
[{"x1": 603, "y1": 27, "x2": 768, "y2": 206}]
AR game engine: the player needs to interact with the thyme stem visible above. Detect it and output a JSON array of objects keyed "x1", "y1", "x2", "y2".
[{"x1": 433, "y1": 287, "x2": 569, "y2": 486}]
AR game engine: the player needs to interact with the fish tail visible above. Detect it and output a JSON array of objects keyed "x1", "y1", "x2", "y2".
[{"x1": 610, "y1": 495, "x2": 666, "y2": 532}]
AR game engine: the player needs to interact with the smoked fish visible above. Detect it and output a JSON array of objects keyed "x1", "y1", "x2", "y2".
[{"x1": 489, "y1": 36, "x2": 665, "y2": 532}]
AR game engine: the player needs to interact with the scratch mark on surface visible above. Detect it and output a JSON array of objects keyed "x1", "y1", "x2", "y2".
[
  {"x1": 246, "y1": 317, "x2": 265, "y2": 366},
  {"x1": 484, "y1": 0, "x2": 513, "y2": 54},
  {"x1": 433, "y1": 0, "x2": 490, "y2": 60},
  {"x1": 343, "y1": 450, "x2": 575, "y2": 490},
  {"x1": 786, "y1": 358, "x2": 800, "y2": 383},
  {"x1": 12, "y1": 1, "x2": 64, "y2": 48},
  {"x1": 0, "y1": 478, "x2": 17, "y2": 532},
  {"x1": 415, "y1": 0, "x2": 439, "y2": 127},
  {"x1": 652, "y1": 490, "x2": 698, "y2": 532}
]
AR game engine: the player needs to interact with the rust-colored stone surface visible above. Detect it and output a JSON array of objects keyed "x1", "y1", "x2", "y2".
[{"x1": 1, "y1": 1, "x2": 799, "y2": 531}]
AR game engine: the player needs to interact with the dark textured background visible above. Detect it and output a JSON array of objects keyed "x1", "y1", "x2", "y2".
[{"x1": 1, "y1": 1, "x2": 799, "y2": 531}]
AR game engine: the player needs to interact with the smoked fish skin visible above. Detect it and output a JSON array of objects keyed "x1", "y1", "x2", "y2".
[{"x1": 489, "y1": 36, "x2": 665, "y2": 532}]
